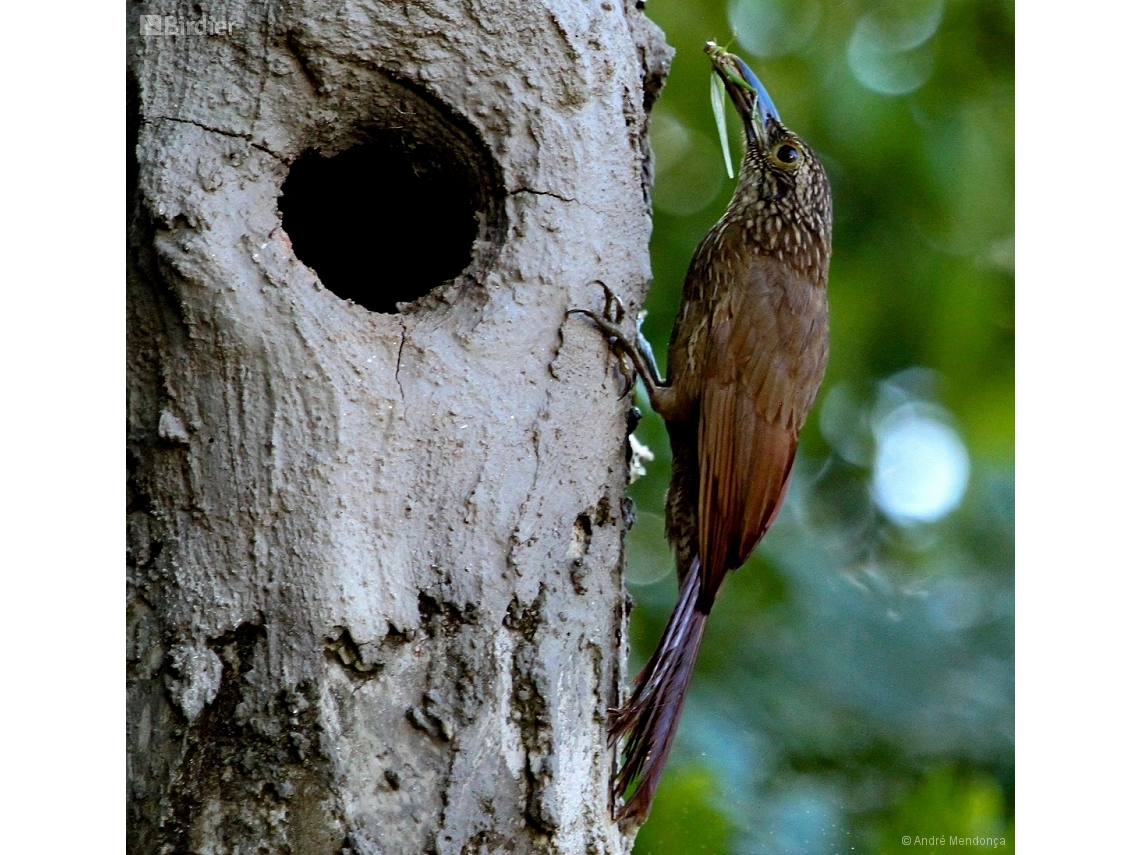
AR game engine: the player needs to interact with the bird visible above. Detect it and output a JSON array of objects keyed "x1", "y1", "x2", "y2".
[{"x1": 571, "y1": 43, "x2": 832, "y2": 825}]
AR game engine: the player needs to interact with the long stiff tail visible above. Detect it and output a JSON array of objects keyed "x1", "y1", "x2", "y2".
[{"x1": 609, "y1": 558, "x2": 707, "y2": 824}]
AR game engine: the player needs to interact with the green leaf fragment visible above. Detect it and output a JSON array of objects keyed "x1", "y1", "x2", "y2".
[{"x1": 711, "y1": 71, "x2": 733, "y2": 179}]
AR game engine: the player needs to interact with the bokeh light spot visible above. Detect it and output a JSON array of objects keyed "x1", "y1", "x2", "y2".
[
  {"x1": 649, "y1": 109, "x2": 691, "y2": 175},
  {"x1": 625, "y1": 510, "x2": 673, "y2": 586},
  {"x1": 847, "y1": 0, "x2": 944, "y2": 95},
  {"x1": 872, "y1": 406, "x2": 969, "y2": 523},
  {"x1": 650, "y1": 110, "x2": 725, "y2": 216},
  {"x1": 819, "y1": 381, "x2": 873, "y2": 466},
  {"x1": 727, "y1": 0, "x2": 822, "y2": 59}
]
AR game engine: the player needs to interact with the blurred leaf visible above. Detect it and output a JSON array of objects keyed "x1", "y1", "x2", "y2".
[
  {"x1": 871, "y1": 765, "x2": 1014, "y2": 854},
  {"x1": 631, "y1": 766, "x2": 733, "y2": 855}
]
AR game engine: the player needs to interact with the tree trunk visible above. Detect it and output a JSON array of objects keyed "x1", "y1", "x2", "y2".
[{"x1": 126, "y1": 2, "x2": 671, "y2": 853}]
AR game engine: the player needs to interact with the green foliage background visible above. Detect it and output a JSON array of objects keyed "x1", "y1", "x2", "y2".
[{"x1": 623, "y1": 1, "x2": 1014, "y2": 852}]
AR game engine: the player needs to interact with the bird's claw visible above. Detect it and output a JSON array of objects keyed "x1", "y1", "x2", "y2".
[
  {"x1": 598, "y1": 281, "x2": 627, "y2": 325},
  {"x1": 615, "y1": 355, "x2": 636, "y2": 397},
  {"x1": 568, "y1": 281, "x2": 637, "y2": 397}
]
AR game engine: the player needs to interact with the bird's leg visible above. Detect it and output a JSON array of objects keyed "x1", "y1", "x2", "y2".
[
  {"x1": 633, "y1": 311, "x2": 664, "y2": 389},
  {"x1": 570, "y1": 282, "x2": 668, "y2": 408}
]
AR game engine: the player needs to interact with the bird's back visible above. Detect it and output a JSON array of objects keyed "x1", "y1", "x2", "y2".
[{"x1": 664, "y1": 222, "x2": 829, "y2": 607}]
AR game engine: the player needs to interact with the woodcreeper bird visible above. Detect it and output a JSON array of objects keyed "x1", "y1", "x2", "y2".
[{"x1": 572, "y1": 44, "x2": 832, "y2": 824}]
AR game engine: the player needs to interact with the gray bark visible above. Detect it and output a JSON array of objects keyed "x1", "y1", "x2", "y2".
[{"x1": 126, "y1": 1, "x2": 671, "y2": 853}]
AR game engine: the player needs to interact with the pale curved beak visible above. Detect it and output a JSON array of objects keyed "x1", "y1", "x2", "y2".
[{"x1": 705, "y1": 43, "x2": 781, "y2": 151}]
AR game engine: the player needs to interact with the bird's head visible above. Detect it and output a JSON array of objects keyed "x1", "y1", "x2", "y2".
[{"x1": 706, "y1": 43, "x2": 832, "y2": 274}]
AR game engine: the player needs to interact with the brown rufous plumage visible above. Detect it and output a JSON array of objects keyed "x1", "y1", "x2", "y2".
[{"x1": 572, "y1": 45, "x2": 832, "y2": 825}]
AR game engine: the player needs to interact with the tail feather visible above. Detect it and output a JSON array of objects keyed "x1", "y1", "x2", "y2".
[{"x1": 609, "y1": 558, "x2": 708, "y2": 824}]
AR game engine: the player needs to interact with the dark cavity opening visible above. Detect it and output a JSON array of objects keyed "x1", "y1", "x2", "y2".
[{"x1": 280, "y1": 91, "x2": 504, "y2": 314}]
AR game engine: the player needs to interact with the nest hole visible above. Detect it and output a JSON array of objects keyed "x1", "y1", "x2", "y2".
[{"x1": 280, "y1": 93, "x2": 503, "y2": 314}]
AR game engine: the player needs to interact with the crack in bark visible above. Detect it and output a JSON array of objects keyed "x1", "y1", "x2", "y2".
[
  {"x1": 508, "y1": 186, "x2": 603, "y2": 215},
  {"x1": 508, "y1": 186, "x2": 576, "y2": 205},
  {"x1": 253, "y1": 5, "x2": 273, "y2": 130},
  {"x1": 283, "y1": 29, "x2": 322, "y2": 95},
  {"x1": 394, "y1": 318, "x2": 408, "y2": 402},
  {"x1": 506, "y1": 402, "x2": 547, "y2": 576},
  {"x1": 146, "y1": 115, "x2": 287, "y2": 163}
]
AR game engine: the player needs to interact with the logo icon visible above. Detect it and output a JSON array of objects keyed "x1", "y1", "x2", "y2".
[{"x1": 140, "y1": 15, "x2": 162, "y2": 36}]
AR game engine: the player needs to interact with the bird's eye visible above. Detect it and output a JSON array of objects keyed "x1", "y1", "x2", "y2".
[{"x1": 775, "y1": 144, "x2": 800, "y2": 165}]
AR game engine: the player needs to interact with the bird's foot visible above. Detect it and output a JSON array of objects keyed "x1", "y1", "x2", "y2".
[
  {"x1": 569, "y1": 281, "x2": 664, "y2": 398},
  {"x1": 569, "y1": 281, "x2": 638, "y2": 396}
]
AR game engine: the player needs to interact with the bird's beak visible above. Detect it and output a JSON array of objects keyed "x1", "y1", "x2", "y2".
[{"x1": 705, "y1": 43, "x2": 780, "y2": 152}]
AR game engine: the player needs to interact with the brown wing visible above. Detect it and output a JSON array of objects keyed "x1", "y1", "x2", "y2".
[{"x1": 696, "y1": 255, "x2": 828, "y2": 609}]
